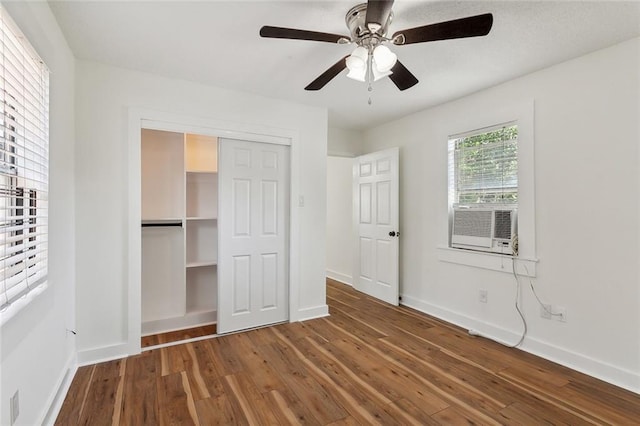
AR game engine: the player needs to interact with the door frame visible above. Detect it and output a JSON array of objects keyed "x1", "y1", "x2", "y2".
[{"x1": 126, "y1": 108, "x2": 300, "y2": 355}]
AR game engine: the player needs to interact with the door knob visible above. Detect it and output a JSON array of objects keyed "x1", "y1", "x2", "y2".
[{"x1": 389, "y1": 231, "x2": 396, "y2": 237}]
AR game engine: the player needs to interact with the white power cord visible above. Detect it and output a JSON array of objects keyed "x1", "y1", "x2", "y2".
[
  {"x1": 468, "y1": 254, "x2": 527, "y2": 348},
  {"x1": 520, "y1": 262, "x2": 563, "y2": 318}
]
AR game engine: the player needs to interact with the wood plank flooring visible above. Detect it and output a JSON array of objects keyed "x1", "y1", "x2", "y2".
[
  {"x1": 56, "y1": 279, "x2": 640, "y2": 425},
  {"x1": 141, "y1": 324, "x2": 217, "y2": 348}
]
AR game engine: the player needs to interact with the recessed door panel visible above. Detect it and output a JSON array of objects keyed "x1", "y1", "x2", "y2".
[
  {"x1": 360, "y1": 162, "x2": 372, "y2": 177},
  {"x1": 359, "y1": 237, "x2": 373, "y2": 280},
  {"x1": 232, "y1": 255, "x2": 251, "y2": 314},
  {"x1": 376, "y1": 239, "x2": 392, "y2": 287},
  {"x1": 261, "y1": 253, "x2": 277, "y2": 309},
  {"x1": 376, "y1": 181, "x2": 391, "y2": 225},
  {"x1": 262, "y1": 150, "x2": 278, "y2": 169},
  {"x1": 233, "y1": 179, "x2": 251, "y2": 237},
  {"x1": 261, "y1": 180, "x2": 277, "y2": 235},
  {"x1": 359, "y1": 183, "x2": 372, "y2": 224},
  {"x1": 234, "y1": 148, "x2": 251, "y2": 167},
  {"x1": 376, "y1": 158, "x2": 391, "y2": 174}
]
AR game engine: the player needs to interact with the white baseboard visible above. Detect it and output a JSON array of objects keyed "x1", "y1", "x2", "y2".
[
  {"x1": 40, "y1": 353, "x2": 77, "y2": 426},
  {"x1": 326, "y1": 270, "x2": 352, "y2": 285},
  {"x1": 77, "y1": 342, "x2": 131, "y2": 366},
  {"x1": 401, "y1": 294, "x2": 640, "y2": 394},
  {"x1": 142, "y1": 310, "x2": 217, "y2": 335},
  {"x1": 296, "y1": 304, "x2": 329, "y2": 322}
]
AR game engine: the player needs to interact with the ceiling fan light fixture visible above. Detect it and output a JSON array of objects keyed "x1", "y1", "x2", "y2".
[{"x1": 372, "y1": 44, "x2": 397, "y2": 72}]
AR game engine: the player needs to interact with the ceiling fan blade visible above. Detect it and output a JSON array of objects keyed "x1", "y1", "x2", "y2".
[
  {"x1": 365, "y1": 0, "x2": 395, "y2": 33},
  {"x1": 389, "y1": 60, "x2": 419, "y2": 91},
  {"x1": 260, "y1": 26, "x2": 347, "y2": 43},
  {"x1": 305, "y1": 56, "x2": 349, "y2": 91},
  {"x1": 393, "y1": 13, "x2": 493, "y2": 45}
]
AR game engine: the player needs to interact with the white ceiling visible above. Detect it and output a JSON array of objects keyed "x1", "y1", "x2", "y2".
[{"x1": 49, "y1": 1, "x2": 640, "y2": 130}]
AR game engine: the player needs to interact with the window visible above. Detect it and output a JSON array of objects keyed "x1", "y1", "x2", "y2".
[
  {"x1": 447, "y1": 124, "x2": 519, "y2": 255},
  {"x1": 0, "y1": 8, "x2": 49, "y2": 312},
  {"x1": 439, "y1": 101, "x2": 535, "y2": 274},
  {"x1": 448, "y1": 123, "x2": 518, "y2": 206}
]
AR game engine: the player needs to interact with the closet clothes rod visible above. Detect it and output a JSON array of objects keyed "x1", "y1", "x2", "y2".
[{"x1": 141, "y1": 221, "x2": 183, "y2": 228}]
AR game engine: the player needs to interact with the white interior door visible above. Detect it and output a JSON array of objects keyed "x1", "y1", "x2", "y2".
[
  {"x1": 353, "y1": 147, "x2": 399, "y2": 305},
  {"x1": 218, "y1": 139, "x2": 289, "y2": 334}
]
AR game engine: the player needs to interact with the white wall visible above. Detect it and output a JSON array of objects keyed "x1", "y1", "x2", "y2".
[
  {"x1": 363, "y1": 38, "x2": 640, "y2": 392},
  {"x1": 328, "y1": 126, "x2": 364, "y2": 156},
  {"x1": 0, "y1": 1, "x2": 77, "y2": 425},
  {"x1": 326, "y1": 156, "x2": 355, "y2": 284},
  {"x1": 74, "y1": 60, "x2": 328, "y2": 362}
]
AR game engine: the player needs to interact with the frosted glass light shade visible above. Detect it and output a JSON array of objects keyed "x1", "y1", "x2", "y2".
[
  {"x1": 346, "y1": 67, "x2": 366, "y2": 82},
  {"x1": 372, "y1": 66, "x2": 392, "y2": 81},
  {"x1": 373, "y1": 45, "x2": 397, "y2": 72},
  {"x1": 346, "y1": 46, "x2": 368, "y2": 71}
]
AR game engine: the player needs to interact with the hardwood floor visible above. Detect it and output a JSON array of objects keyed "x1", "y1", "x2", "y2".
[
  {"x1": 56, "y1": 279, "x2": 640, "y2": 425},
  {"x1": 141, "y1": 324, "x2": 217, "y2": 348}
]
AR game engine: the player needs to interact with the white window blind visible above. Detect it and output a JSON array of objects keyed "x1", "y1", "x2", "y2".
[
  {"x1": 0, "y1": 7, "x2": 49, "y2": 311},
  {"x1": 448, "y1": 124, "x2": 518, "y2": 205}
]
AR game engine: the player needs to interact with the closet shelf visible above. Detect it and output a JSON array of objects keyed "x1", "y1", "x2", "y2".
[
  {"x1": 186, "y1": 170, "x2": 217, "y2": 175},
  {"x1": 186, "y1": 216, "x2": 217, "y2": 221},
  {"x1": 186, "y1": 260, "x2": 217, "y2": 268}
]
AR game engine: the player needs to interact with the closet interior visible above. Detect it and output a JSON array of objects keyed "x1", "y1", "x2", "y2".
[{"x1": 141, "y1": 129, "x2": 218, "y2": 341}]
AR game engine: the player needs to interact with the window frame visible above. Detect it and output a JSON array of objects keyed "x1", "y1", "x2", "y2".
[{"x1": 437, "y1": 100, "x2": 537, "y2": 276}]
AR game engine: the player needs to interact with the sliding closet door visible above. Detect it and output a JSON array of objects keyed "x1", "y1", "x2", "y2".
[{"x1": 217, "y1": 139, "x2": 289, "y2": 334}]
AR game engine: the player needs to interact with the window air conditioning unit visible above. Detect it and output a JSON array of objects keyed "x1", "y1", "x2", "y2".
[{"x1": 451, "y1": 206, "x2": 517, "y2": 254}]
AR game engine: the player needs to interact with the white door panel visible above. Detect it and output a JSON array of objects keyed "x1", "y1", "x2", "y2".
[
  {"x1": 353, "y1": 148, "x2": 399, "y2": 305},
  {"x1": 218, "y1": 139, "x2": 289, "y2": 333}
]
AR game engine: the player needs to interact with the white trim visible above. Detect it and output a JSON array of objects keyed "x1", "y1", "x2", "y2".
[
  {"x1": 77, "y1": 342, "x2": 130, "y2": 366},
  {"x1": 437, "y1": 247, "x2": 537, "y2": 277},
  {"x1": 326, "y1": 270, "x2": 353, "y2": 285},
  {"x1": 127, "y1": 107, "x2": 301, "y2": 359},
  {"x1": 296, "y1": 304, "x2": 330, "y2": 322},
  {"x1": 141, "y1": 311, "x2": 216, "y2": 335},
  {"x1": 401, "y1": 294, "x2": 640, "y2": 394},
  {"x1": 39, "y1": 353, "x2": 77, "y2": 426},
  {"x1": 141, "y1": 333, "x2": 219, "y2": 351}
]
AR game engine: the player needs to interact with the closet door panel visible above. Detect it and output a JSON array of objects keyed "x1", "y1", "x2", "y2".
[{"x1": 218, "y1": 139, "x2": 289, "y2": 334}]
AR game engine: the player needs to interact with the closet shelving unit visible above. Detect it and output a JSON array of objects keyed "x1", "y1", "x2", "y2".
[
  {"x1": 184, "y1": 134, "x2": 218, "y2": 321},
  {"x1": 141, "y1": 130, "x2": 218, "y2": 335}
]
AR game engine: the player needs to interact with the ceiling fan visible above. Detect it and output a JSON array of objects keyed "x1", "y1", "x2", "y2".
[{"x1": 259, "y1": 0, "x2": 493, "y2": 91}]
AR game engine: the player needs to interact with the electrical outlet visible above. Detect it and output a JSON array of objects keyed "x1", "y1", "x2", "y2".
[
  {"x1": 554, "y1": 306, "x2": 567, "y2": 322},
  {"x1": 10, "y1": 389, "x2": 19, "y2": 425},
  {"x1": 479, "y1": 289, "x2": 488, "y2": 303},
  {"x1": 540, "y1": 304, "x2": 552, "y2": 319}
]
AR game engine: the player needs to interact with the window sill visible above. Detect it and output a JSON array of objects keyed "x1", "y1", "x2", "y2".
[
  {"x1": 0, "y1": 281, "x2": 49, "y2": 327},
  {"x1": 437, "y1": 247, "x2": 537, "y2": 277}
]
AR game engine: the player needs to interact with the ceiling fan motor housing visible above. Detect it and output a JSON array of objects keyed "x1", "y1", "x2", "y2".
[{"x1": 346, "y1": 3, "x2": 393, "y2": 42}]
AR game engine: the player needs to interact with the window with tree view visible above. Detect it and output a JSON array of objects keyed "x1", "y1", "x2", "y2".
[{"x1": 448, "y1": 124, "x2": 518, "y2": 206}]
